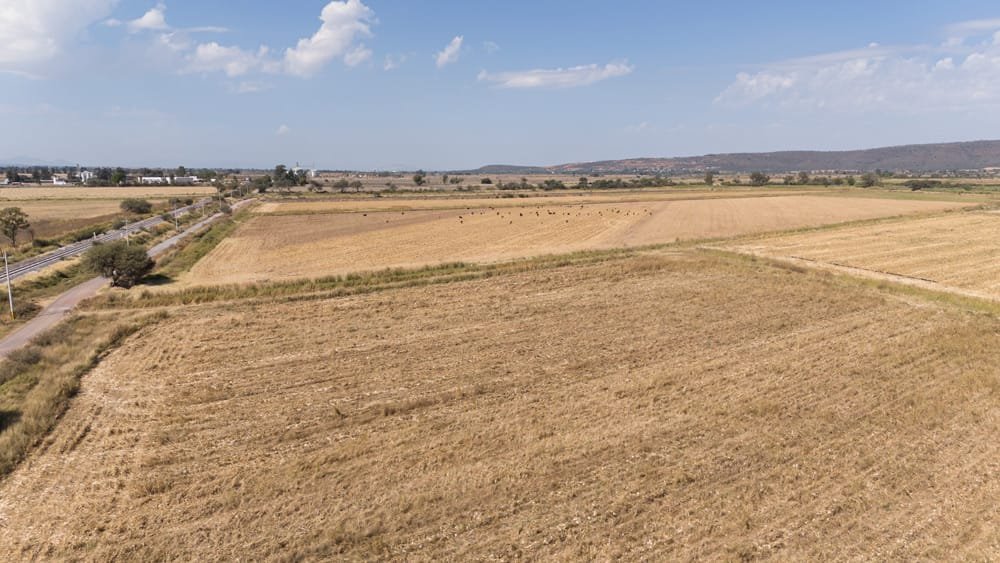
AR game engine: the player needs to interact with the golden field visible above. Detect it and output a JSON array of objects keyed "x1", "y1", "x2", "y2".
[
  {"x1": 0, "y1": 188, "x2": 211, "y2": 240},
  {"x1": 186, "y1": 194, "x2": 965, "y2": 285},
  {"x1": 0, "y1": 186, "x2": 215, "y2": 200},
  {"x1": 0, "y1": 188, "x2": 997, "y2": 560},
  {"x1": 1, "y1": 251, "x2": 998, "y2": 559},
  {"x1": 727, "y1": 210, "x2": 1000, "y2": 299}
]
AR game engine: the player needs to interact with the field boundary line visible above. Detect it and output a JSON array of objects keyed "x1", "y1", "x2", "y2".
[{"x1": 704, "y1": 246, "x2": 1000, "y2": 309}]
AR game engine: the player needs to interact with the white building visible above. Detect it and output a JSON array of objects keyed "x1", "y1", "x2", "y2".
[
  {"x1": 80, "y1": 170, "x2": 95, "y2": 183},
  {"x1": 171, "y1": 175, "x2": 201, "y2": 185},
  {"x1": 140, "y1": 176, "x2": 168, "y2": 184}
]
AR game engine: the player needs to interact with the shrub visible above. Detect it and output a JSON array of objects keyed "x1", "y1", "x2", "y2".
[
  {"x1": 120, "y1": 198, "x2": 153, "y2": 214},
  {"x1": 82, "y1": 241, "x2": 154, "y2": 288}
]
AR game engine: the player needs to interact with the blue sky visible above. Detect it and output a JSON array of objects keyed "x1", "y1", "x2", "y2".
[{"x1": 5, "y1": 0, "x2": 1000, "y2": 169}]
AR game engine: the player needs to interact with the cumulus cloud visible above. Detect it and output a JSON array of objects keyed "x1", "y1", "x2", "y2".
[
  {"x1": 127, "y1": 3, "x2": 168, "y2": 33},
  {"x1": 715, "y1": 30, "x2": 1000, "y2": 111},
  {"x1": 435, "y1": 36, "x2": 463, "y2": 68},
  {"x1": 0, "y1": 0, "x2": 118, "y2": 69},
  {"x1": 276, "y1": 124, "x2": 291, "y2": 136},
  {"x1": 107, "y1": 0, "x2": 373, "y2": 80},
  {"x1": 477, "y1": 61, "x2": 634, "y2": 89},
  {"x1": 187, "y1": 43, "x2": 271, "y2": 77},
  {"x1": 282, "y1": 0, "x2": 375, "y2": 77}
]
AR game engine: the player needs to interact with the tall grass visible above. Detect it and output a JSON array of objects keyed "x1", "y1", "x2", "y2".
[{"x1": 0, "y1": 311, "x2": 167, "y2": 478}]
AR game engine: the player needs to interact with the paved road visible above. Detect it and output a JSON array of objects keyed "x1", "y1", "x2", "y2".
[
  {"x1": 3, "y1": 198, "x2": 215, "y2": 282},
  {"x1": 0, "y1": 199, "x2": 253, "y2": 357}
]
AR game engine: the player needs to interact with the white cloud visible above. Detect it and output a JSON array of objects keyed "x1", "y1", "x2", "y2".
[
  {"x1": 127, "y1": 3, "x2": 168, "y2": 33},
  {"x1": 343, "y1": 45, "x2": 372, "y2": 67},
  {"x1": 383, "y1": 53, "x2": 408, "y2": 71},
  {"x1": 477, "y1": 61, "x2": 634, "y2": 89},
  {"x1": 0, "y1": 0, "x2": 118, "y2": 69},
  {"x1": 187, "y1": 43, "x2": 269, "y2": 77},
  {"x1": 716, "y1": 35, "x2": 1000, "y2": 111},
  {"x1": 230, "y1": 81, "x2": 271, "y2": 94},
  {"x1": 946, "y1": 18, "x2": 1000, "y2": 38},
  {"x1": 282, "y1": 0, "x2": 375, "y2": 77},
  {"x1": 435, "y1": 36, "x2": 463, "y2": 68},
  {"x1": 276, "y1": 124, "x2": 291, "y2": 136},
  {"x1": 483, "y1": 41, "x2": 500, "y2": 54}
]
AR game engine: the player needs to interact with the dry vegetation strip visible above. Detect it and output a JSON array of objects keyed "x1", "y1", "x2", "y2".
[
  {"x1": 0, "y1": 312, "x2": 163, "y2": 477},
  {"x1": 185, "y1": 195, "x2": 966, "y2": 285},
  {"x1": 728, "y1": 211, "x2": 1000, "y2": 298},
  {"x1": 1, "y1": 251, "x2": 997, "y2": 560}
]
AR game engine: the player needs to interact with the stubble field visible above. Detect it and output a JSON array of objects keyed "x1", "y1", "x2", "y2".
[
  {"x1": 186, "y1": 194, "x2": 966, "y2": 285},
  {"x1": 728, "y1": 210, "x2": 1000, "y2": 299},
  {"x1": 0, "y1": 186, "x2": 215, "y2": 200},
  {"x1": 0, "y1": 187, "x2": 212, "y2": 240},
  {"x1": 0, "y1": 251, "x2": 997, "y2": 560}
]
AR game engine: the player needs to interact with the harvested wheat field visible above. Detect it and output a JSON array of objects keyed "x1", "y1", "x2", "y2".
[
  {"x1": 1, "y1": 251, "x2": 997, "y2": 559},
  {"x1": 254, "y1": 189, "x2": 828, "y2": 214},
  {"x1": 188, "y1": 195, "x2": 965, "y2": 284},
  {"x1": 0, "y1": 186, "x2": 215, "y2": 200},
  {"x1": 728, "y1": 210, "x2": 1000, "y2": 298}
]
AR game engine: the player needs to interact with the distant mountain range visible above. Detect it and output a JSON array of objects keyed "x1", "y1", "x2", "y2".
[{"x1": 469, "y1": 140, "x2": 1000, "y2": 175}]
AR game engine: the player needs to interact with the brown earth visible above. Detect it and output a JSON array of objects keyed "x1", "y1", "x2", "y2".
[{"x1": 0, "y1": 251, "x2": 997, "y2": 560}]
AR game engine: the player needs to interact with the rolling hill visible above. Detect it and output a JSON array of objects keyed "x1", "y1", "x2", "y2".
[{"x1": 471, "y1": 140, "x2": 1000, "y2": 175}]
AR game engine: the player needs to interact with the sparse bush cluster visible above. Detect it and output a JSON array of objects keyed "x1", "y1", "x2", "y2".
[{"x1": 120, "y1": 198, "x2": 153, "y2": 215}]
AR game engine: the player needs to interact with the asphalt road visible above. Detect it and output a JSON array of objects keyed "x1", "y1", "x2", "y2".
[
  {"x1": 2, "y1": 198, "x2": 215, "y2": 282},
  {"x1": 0, "y1": 199, "x2": 252, "y2": 357}
]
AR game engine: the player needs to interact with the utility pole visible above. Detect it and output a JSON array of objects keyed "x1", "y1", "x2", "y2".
[
  {"x1": 3, "y1": 249, "x2": 13, "y2": 320},
  {"x1": 173, "y1": 204, "x2": 179, "y2": 230},
  {"x1": 124, "y1": 218, "x2": 130, "y2": 246}
]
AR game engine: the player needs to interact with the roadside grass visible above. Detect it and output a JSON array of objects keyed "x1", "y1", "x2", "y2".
[
  {"x1": 151, "y1": 209, "x2": 249, "y2": 280},
  {"x1": 0, "y1": 310, "x2": 167, "y2": 478}
]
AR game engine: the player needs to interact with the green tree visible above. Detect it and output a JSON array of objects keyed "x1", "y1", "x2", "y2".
[
  {"x1": 749, "y1": 172, "x2": 770, "y2": 186},
  {"x1": 704, "y1": 171, "x2": 715, "y2": 185},
  {"x1": 176, "y1": 165, "x2": 187, "y2": 177},
  {"x1": 253, "y1": 175, "x2": 272, "y2": 193},
  {"x1": 577, "y1": 176, "x2": 589, "y2": 189},
  {"x1": 0, "y1": 207, "x2": 30, "y2": 247},
  {"x1": 859, "y1": 172, "x2": 879, "y2": 187},
  {"x1": 83, "y1": 241, "x2": 154, "y2": 288},
  {"x1": 413, "y1": 171, "x2": 426, "y2": 186},
  {"x1": 797, "y1": 171, "x2": 810, "y2": 185},
  {"x1": 110, "y1": 167, "x2": 127, "y2": 186},
  {"x1": 120, "y1": 198, "x2": 152, "y2": 214}
]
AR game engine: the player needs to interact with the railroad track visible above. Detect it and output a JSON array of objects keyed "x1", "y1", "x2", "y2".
[{"x1": 3, "y1": 198, "x2": 215, "y2": 281}]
